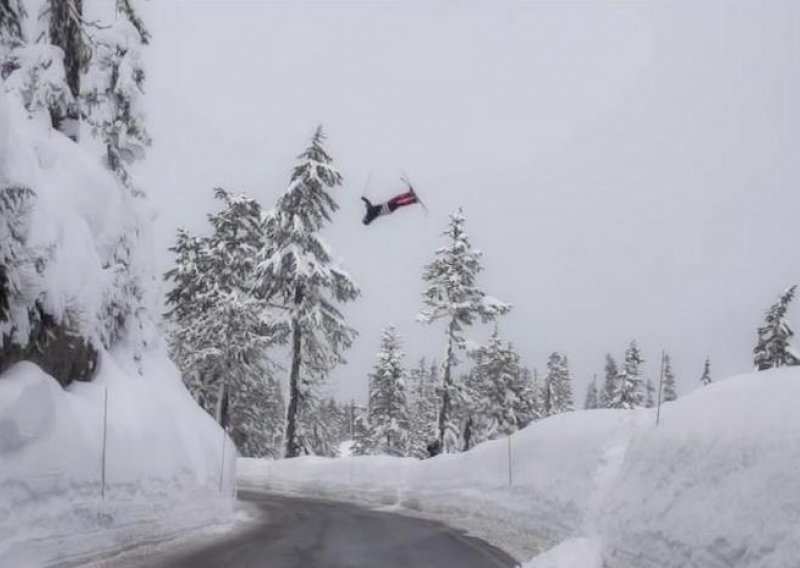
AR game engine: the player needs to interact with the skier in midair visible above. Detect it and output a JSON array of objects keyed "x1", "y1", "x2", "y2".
[{"x1": 361, "y1": 186, "x2": 420, "y2": 225}]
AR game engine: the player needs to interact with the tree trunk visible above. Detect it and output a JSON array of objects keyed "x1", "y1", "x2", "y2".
[
  {"x1": 48, "y1": 0, "x2": 84, "y2": 141},
  {"x1": 544, "y1": 376, "x2": 552, "y2": 416},
  {"x1": 462, "y1": 414, "x2": 473, "y2": 451},
  {"x1": 284, "y1": 287, "x2": 303, "y2": 458},
  {"x1": 438, "y1": 318, "x2": 456, "y2": 451},
  {"x1": 215, "y1": 378, "x2": 229, "y2": 429}
]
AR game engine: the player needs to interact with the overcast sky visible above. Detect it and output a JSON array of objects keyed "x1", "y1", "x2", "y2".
[{"x1": 140, "y1": 0, "x2": 800, "y2": 403}]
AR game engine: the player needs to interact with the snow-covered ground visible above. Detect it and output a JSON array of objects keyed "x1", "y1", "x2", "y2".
[
  {"x1": 240, "y1": 367, "x2": 800, "y2": 568},
  {"x1": 0, "y1": 80, "x2": 236, "y2": 566},
  {"x1": 0, "y1": 354, "x2": 237, "y2": 567}
]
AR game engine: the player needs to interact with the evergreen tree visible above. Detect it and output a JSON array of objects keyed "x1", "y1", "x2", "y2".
[
  {"x1": 754, "y1": 285, "x2": 800, "y2": 371},
  {"x1": 407, "y1": 357, "x2": 439, "y2": 458},
  {"x1": 662, "y1": 352, "x2": 678, "y2": 402},
  {"x1": 584, "y1": 375, "x2": 599, "y2": 410},
  {"x1": 1, "y1": 3, "x2": 156, "y2": 383},
  {"x1": 613, "y1": 341, "x2": 645, "y2": 409},
  {"x1": 526, "y1": 368, "x2": 543, "y2": 422},
  {"x1": 263, "y1": 374, "x2": 286, "y2": 456},
  {"x1": 0, "y1": 186, "x2": 39, "y2": 347},
  {"x1": 298, "y1": 393, "x2": 339, "y2": 457},
  {"x1": 599, "y1": 354, "x2": 618, "y2": 409},
  {"x1": 645, "y1": 378, "x2": 655, "y2": 408},
  {"x1": 3, "y1": 3, "x2": 152, "y2": 357},
  {"x1": 543, "y1": 352, "x2": 573, "y2": 416},
  {"x1": 254, "y1": 127, "x2": 359, "y2": 458},
  {"x1": 230, "y1": 371, "x2": 284, "y2": 458},
  {"x1": 467, "y1": 329, "x2": 527, "y2": 445},
  {"x1": 342, "y1": 399, "x2": 358, "y2": 442},
  {"x1": 4, "y1": 39, "x2": 73, "y2": 127},
  {"x1": 417, "y1": 209, "x2": 510, "y2": 452},
  {"x1": 518, "y1": 367, "x2": 541, "y2": 426},
  {"x1": 318, "y1": 397, "x2": 347, "y2": 451},
  {"x1": 164, "y1": 189, "x2": 282, "y2": 455},
  {"x1": 42, "y1": 0, "x2": 91, "y2": 139},
  {"x1": 365, "y1": 326, "x2": 409, "y2": 456},
  {"x1": 350, "y1": 402, "x2": 371, "y2": 456},
  {"x1": 116, "y1": 0, "x2": 151, "y2": 45},
  {"x1": 0, "y1": 0, "x2": 23, "y2": 50},
  {"x1": 82, "y1": 1, "x2": 151, "y2": 190},
  {"x1": 700, "y1": 357, "x2": 712, "y2": 386}
]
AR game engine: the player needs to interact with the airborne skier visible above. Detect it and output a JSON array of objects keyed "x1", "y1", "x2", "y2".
[{"x1": 361, "y1": 180, "x2": 422, "y2": 225}]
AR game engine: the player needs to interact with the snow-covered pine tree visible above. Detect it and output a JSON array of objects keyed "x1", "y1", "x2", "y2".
[
  {"x1": 41, "y1": 0, "x2": 91, "y2": 140},
  {"x1": 0, "y1": 0, "x2": 23, "y2": 51},
  {"x1": 254, "y1": 127, "x2": 359, "y2": 458},
  {"x1": 518, "y1": 366, "x2": 541, "y2": 426},
  {"x1": 263, "y1": 374, "x2": 286, "y2": 457},
  {"x1": 467, "y1": 329, "x2": 527, "y2": 444},
  {"x1": 700, "y1": 357, "x2": 712, "y2": 386},
  {"x1": 584, "y1": 375, "x2": 599, "y2": 409},
  {"x1": 662, "y1": 352, "x2": 678, "y2": 402},
  {"x1": 349, "y1": 403, "x2": 371, "y2": 456},
  {"x1": 86, "y1": 2, "x2": 153, "y2": 357},
  {"x1": 613, "y1": 341, "x2": 645, "y2": 409},
  {"x1": 462, "y1": 346, "x2": 486, "y2": 450},
  {"x1": 164, "y1": 189, "x2": 282, "y2": 456},
  {"x1": 645, "y1": 378, "x2": 655, "y2": 408},
  {"x1": 0, "y1": 185, "x2": 38, "y2": 351},
  {"x1": 407, "y1": 357, "x2": 439, "y2": 458},
  {"x1": 164, "y1": 229, "x2": 212, "y2": 403},
  {"x1": 4, "y1": 3, "x2": 153, "y2": 359},
  {"x1": 318, "y1": 397, "x2": 347, "y2": 452},
  {"x1": 525, "y1": 367, "x2": 543, "y2": 423},
  {"x1": 296, "y1": 393, "x2": 340, "y2": 457},
  {"x1": 543, "y1": 352, "x2": 573, "y2": 416},
  {"x1": 4, "y1": 34, "x2": 73, "y2": 127},
  {"x1": 202, "y1": 188, "x2": 280, "y2": 426},
  {"x1": 116, "y1": 0, "x2": 150, "y2": 45},
  {"x1": 337, "y1": 399, "x2": 356, "y2": 443},
  {"x1": 82, "y1": 0, "x2": 151, "y2": 190},
  {"x1": 229, "y1": 370, "x2": 284, "y2": 459},
  {"x1": 406, "y1": 357, "x2": 426, "y2": 454},
  {"x1": 0, "y1": 0, "x2": 21, "y2": 92},
  {"x1": 417, "y1": 209, "x2": 510, "y2": 453},
  {"x1": 599, "y1": 354, "x2": 618, "y2": 409},
  {"x1": 754, "y1": 285, "x2": 800, "y2": 371},
  {"x1": 365, "y1": 326, "x2": 409, "y2": 456}
]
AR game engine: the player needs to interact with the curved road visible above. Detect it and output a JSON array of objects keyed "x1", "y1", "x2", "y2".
[{"x1": 151, "y1": 491, "x2": 517, "y2": 568}]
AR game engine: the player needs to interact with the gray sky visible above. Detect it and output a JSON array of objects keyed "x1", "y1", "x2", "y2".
[{"x1": 140, "y1": 0, "x2": 800, "y2": 403}]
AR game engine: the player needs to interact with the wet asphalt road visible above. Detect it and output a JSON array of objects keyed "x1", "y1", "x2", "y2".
[{"x1": 148, "y1": 490, "x2": 517, "y2": 568}]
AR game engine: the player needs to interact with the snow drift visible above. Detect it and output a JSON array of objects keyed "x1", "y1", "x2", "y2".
[
  {"x1": 602, "y1": 368, "x2": 800, "y2": 568},
  {"x1": 0, "y1": 355, "x2": 236, "y2": 567},
  {"x1": 0, "y1": 78, "x2": 235, "y2": 566},
  {"x1": 241, "y1": 368, "x2": 800, "y2": 568}
]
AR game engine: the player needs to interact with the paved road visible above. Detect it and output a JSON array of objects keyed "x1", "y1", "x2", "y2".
[{"x1": 148, "y1": 490, "x2": 517, "y2": 568}]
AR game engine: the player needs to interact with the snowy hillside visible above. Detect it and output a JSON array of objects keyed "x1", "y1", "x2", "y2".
[
  {"x1": 240, "y1": 368, "x2": 800, "y2": 568},
  {"x1": 0, "y1": 73, "x2": 235, "y2": 566}
]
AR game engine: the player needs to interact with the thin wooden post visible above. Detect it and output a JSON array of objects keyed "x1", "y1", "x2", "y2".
[
  {"x1": 219, "y1": 428, "x2": 227, "y2": 494},
  {"x1": 507, "y1": 435, "x2": 512, "y2": 488},
  {"x1": 656, "y1": 351, "x2": 666, "y2": 427},
  {"x1": 101, "y1": 386, "x2": 109, "y2": 499}
]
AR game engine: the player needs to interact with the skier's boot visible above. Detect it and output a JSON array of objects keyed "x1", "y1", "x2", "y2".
[{"x1": 361, "y1": 197, "x2": 381, "y2": 225}]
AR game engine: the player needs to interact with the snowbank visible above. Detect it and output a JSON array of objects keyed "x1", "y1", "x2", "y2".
[
  {"x1": 602, "y1": 368, "x2": 800, "y2": 568},
  {"x1": 0, "y1": 353, "x2": 236, "y2": 567},
  {"x1": 241, "y1": 368, "x2": 800, "y2": 568},
  {"x1": 0, "y1": 79, "x2": 236, "y2": 566},
  {"x1": 240, "y1": 409, "x2": 640, "y2": 561}
]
